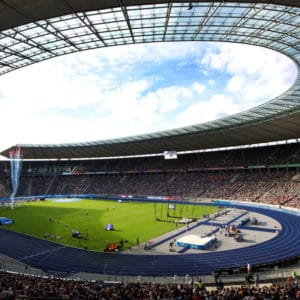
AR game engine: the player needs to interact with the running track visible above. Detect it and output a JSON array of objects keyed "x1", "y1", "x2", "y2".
[{"x1": 0, "y1": 205, "x2": 299, "y2": 276}]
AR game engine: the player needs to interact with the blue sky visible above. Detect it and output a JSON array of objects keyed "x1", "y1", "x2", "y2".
[{"x1": 0, "y1": 41, "x2": 296, "y2": 153}]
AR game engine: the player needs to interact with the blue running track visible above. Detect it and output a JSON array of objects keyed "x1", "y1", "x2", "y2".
[{"x1": 0, "y1": 205, "x2": 299, "y2": 276}]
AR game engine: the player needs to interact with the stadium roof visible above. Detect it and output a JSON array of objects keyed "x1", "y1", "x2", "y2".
[{"x1": 0, "y1": 0, "x2": 299, "y2": 159}]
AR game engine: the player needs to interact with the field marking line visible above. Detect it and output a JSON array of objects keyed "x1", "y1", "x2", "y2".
[{"x1": 18, "y1": 246, "x2": 67, "y2": 262}]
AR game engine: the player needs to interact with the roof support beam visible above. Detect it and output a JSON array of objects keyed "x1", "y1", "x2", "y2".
[
  {"x1": 192, "y1": 2, "x2": 222, "y2": 40},
  {"x1": 1, "y1": 30, "x2": 55, "y2": 58},
  {"x1": 63, "y1": 0, "x2": 107, "y2": 47},
  {"x1": 163, "y1": 1, "x2": 173, "y2": 41},
  {"x1": 35, "y1": 19, "x2": 81, "y2": 51},
  {"x1": 0, "y1": 45, "x2": 35, "y2": 63},
  {"x1": 1, "y1": 0, "x2": 80, "y2": 52},
  {"x1": 119, "y1": 0, "x2": 135, "y2": 44}
]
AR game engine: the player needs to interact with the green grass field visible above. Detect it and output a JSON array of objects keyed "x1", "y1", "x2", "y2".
[{"x1": 0, "y1": 199, "x2": 217, "y2": 252}]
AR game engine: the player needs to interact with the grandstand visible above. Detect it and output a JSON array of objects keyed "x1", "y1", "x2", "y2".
[
  {"x1": 0, "y1": 143, "x2": 299, "y2": 207},
  {"x1": 0, "y1": 0, "x2": 300, "y2": 297}
]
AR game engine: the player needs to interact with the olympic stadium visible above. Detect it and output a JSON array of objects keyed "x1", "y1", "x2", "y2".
[{"x1": 0, "y1": 0, "x2": 300, "y2": 287}]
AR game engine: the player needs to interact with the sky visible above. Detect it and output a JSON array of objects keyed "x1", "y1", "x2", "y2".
[{"x1": 0, "y1": 41, "x2": 297, "y2": 155}]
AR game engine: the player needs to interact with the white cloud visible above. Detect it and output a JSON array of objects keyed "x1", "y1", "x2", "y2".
[
  {"x1": 227, "y1": 75, "x2": 245, "y2": 93},
  {"x1": 0, "y1": 42, "x2": 296, "y2": 155},
  {"x1": 192, "y1": 82, "x2": 206, "y2": 94},
  {"x1": 144, "y1": 85, "x2": 193, "y2": 114},
  {"x1": 176, "y1": 94, "x2": 238, "y2": 127},
  {"x1": 201, "y1": 43, "x2": 296, "y2": 107}
]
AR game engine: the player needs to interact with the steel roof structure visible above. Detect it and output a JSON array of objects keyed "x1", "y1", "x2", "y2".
[{"x1": 0, "y1": 0, "x2": 299, "y2": 159}]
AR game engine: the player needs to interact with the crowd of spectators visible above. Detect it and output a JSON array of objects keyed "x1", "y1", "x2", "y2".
[
  {"x1": 5, "y1": 168, "x2": 297, "y2": 208},
  {"x1": 0, "y1": 143, "x2": 299, "y2": 177},
  {"x1": 1, "y1": 270, "x2": 300, "y2": 299},
  {"x1": 0, "y1": 143, "x2": 299, "y2": 209}
]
